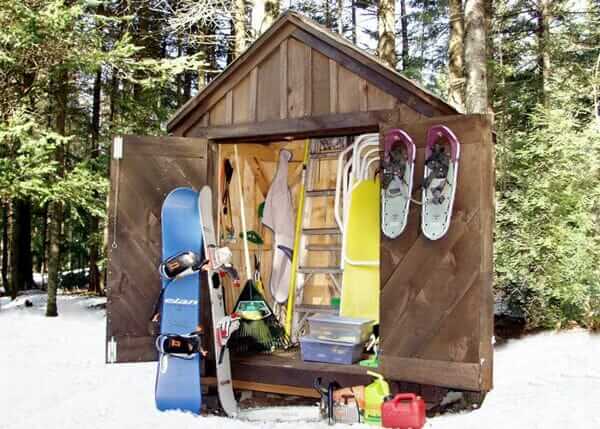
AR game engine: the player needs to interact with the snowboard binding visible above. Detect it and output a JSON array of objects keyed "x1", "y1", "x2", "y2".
[
  {"x1": 202, "y1": 245, "x2": 240, "y2": 286},
  {"x1": 216, "y1": 315, "x2": 241, "y2": 364},
  {"x1": 381, "y1": 129, "x2": 416, "y2": 239},
  {"x1": 159, "y1": 251, "x2": 202, "y2": 280},
  {"x1": 421, "y1": 125, "x2": 460, "y2": 240},
  {"x1": 155, "y1": 330, "x2": 208, "y2": 359}
]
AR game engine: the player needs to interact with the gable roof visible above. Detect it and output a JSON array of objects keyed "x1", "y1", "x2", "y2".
[{"x1": 167, "y1": 11, "x2": 458, "y2": 133}]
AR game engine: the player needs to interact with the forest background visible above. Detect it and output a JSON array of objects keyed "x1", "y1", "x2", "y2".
[{"x1": 0, "y1": 0, "x2": 598, "y2": 329}]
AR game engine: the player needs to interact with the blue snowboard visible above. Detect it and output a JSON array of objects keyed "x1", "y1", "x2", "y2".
[{"x1": 155, "y1": 187, "x2": 204, "y2": 414}]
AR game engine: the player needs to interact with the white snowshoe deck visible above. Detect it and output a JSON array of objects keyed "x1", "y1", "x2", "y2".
[
  {"x1": 421, "y1": 125, "x2": 460, "y2": 240},
  {"x1": 381, "y1": 129, "x2": 416, "y2": 239}
]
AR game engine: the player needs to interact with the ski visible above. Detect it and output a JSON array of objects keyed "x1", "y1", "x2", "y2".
[
  {"x1": 198, "y1": 186, "x2": 239, "y2": 417},
  {"x1": 421, "y1": 125, "x2": 460, "y2": 240},
  {"x1": 381, "y1": 129, "x2": 416, "y2": 239},
  {"x1": 155, "y1": 187, "x2": 204, "y2": 414}
]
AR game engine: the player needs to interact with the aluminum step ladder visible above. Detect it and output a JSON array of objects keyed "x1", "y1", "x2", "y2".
[{"x1": 290, "y1": 138, "x2": 349, "y2": 342}]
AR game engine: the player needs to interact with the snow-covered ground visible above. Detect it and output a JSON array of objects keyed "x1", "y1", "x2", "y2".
[{"x1": 0, "y1": 293, "x2": 599, "y2": 429}]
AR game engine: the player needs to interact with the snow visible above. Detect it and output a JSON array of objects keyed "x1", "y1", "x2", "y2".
[{"x1": 1, "y1": 293, "x2": 599, "y2": 429}]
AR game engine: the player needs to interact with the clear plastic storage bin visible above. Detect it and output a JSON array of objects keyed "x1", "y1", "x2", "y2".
[
  {"x1": 300, "y1": 336, "x2": 363, "y2": 365},
  {"x1": 307, "y1": 314, "x2": 373, "y2": 344}
]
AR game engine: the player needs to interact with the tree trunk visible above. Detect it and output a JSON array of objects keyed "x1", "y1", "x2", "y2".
[
  {"x1": 464, "y1": 0, "x2": 488, "y2": 114},
  {"x1": 47, "y1": 72, "x2": 67, "y2": 317},
  {"x1": 351, "y1": 0, "x2": 357, "y2": 44},
  {"x1": 1, "y1": 202, "x2": 9, "y2": 295},
  {"x1": 9, "y1": 199, "x2": 34, "y2": 299},
  {"x1": 88, "y1": 68, "x2": 101, "y2": 295},
  {"x1": 46, "y1": 200, "x2": 62, "y2": 316},
  {"x1": 40, "y1": 203, "x2": 48, "y2": 289},
  {"x1": 337, "y1": 0, "x2": 343, "y2": 34},
  {"x1": 233, "y1": 0, "x2": 247, "y2": 58},
  {"x1": 377, "y1": 0, "x2": 397, "y2": 68},
  {"x1": 485, "y1": 0, "x2": 495, "y2": 118},
  {"x1": 448, "y1": 0, "x2": 465, "y2": 109},
  {"x1": 252, "y1": 0, "x2": 279, "y2": 37},
  {"x1": 400, "y1": 0, "x2": 409, "y2": 70},
  {"x1": 538, "y1": 0, "x2": 552, "y2": 107}
]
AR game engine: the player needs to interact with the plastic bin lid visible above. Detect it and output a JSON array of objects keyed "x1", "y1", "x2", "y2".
[
  {"x1": 300, "y1": 335, "x2": 362, "y2": 346},
  {"x1": 307, "y1": 314, "x2": 373, "y2": 326}
]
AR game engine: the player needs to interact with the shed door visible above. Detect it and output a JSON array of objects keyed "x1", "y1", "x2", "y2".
[
  {"x1": 105, "y1": 135, "x2": 211, "y2": 363},
  {"x1": 379, "y1": 114, "x2": 494, "y2": 392}
]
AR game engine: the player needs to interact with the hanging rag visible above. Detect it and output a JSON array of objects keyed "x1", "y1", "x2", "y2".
[{"x1": 262, "y1": 149, "x2": 295, "y2": 304}]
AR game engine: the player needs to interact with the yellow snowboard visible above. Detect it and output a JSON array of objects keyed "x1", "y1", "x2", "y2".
[{"x1": 341, "y1": 179, "x2": 380, "y2": 323}]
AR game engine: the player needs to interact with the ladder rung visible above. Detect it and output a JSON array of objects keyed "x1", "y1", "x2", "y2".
[
  {"x1": 302, "y1": 227, "x2": 341, "y2": 236},
  {"x1": 306, "y1": 189, "x2": 336, "y2": 197},
  {"x1": 294, "y1": 304, "x2": 339, "y2": 314},
  {"x1": 305, "y1": 244, "x2": 341, "y2": 251},
  {"x1": 298, "y1": 266, "x2": 343, "y2": 274}
]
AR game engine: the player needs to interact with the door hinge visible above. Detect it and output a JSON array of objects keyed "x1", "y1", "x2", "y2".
[
  {"x1": 113, "y1": 136, "x2": 123, "y2": 160},
  {"x1": 107, "y1": 336, "x2": 118, "y2": 364}
]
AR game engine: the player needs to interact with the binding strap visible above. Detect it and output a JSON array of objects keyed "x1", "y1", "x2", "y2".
[
  {"x1": 158, "y1": 251, "x2": 202, "y2": 280},
  {"x1": 155, "y1": 328, "x2": 208, "y2": 359}
]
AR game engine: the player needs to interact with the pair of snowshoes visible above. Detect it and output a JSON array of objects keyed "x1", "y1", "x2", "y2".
[{"x1": 381, "y1": 125, "x2": 460, "y2": 241}]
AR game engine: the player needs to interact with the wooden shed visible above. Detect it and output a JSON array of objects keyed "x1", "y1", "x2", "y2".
[{"x1": 106, "y1": 11, "x2": 494, "y2": 403}]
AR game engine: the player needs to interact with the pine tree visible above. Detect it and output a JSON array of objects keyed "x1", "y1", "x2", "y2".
[
  {"x1": 448, "y1": 0, "x2": 466, "y2": 108},
  {"x1": 464, "y1": 0, "x2": 488, "y2": 113},
  {"x1": 377, "y1": 0, "x2": 397, "y2": 68}
]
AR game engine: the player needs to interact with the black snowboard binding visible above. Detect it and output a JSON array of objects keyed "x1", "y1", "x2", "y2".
[
  {"x1": 155, "y1": 329, "x2": 208, "y2": 359},
  {"x1": 423, "y1": 142, "x2": 450, "y2": 205},
  {"x1": 382, "y1": 146, "x2": 408, "y2": 196},
  {"x1": 158, "y1": 251, "x2": 202, "y2": 280}
]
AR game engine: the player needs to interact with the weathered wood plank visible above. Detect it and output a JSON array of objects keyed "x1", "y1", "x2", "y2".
[
  {"x1": 232, "y1": 75, "x2": 251, "y2": 124},
  {"x1": 232, "y1": 352, "x2": 372, "y2": 389},
  {"x1": 368, "y1": 82, "x2": 396, "y2": 110},
  {"x1": 478, "y1": 116, "x2": 495, "y2": 391},
  {"x1": 381, "y1": 356, "x2": 483, "y2": 391},
  {"x1": 209, "y1": 95, "x2": 228, "y2": 126},
  {"x1": 201, "y1": 377, "x2": 321, "y2": 398},
  {"x1": 257, "y1": 50, "x2": 282, "y2": 122},
  {"x1": 287, "y1": 38, "x2": 307, "y2": 118},
  {"x1": 225, "y1": 90, "x2": 233, "y2": 124},
  {"x1": 359, "y1": 78, "x2": 368, "y2": 111},
  {"x1": 280, "y1": 39, "x2": 288, "y2": 119},
  {"x1": 187, "y1": 110, "x2": 395, "y2": 141},
  {"x1": 311, "y1": 49, "x2": 331, "y2": 115},
  {"x1": 338, "y1": 65, "x2": 362, "y2": 113},
  {"x1": 291, "y1": 28, "x2": 440, "y2": 117},
  {"x1": 249, "y1": 68, "x2": 258, "y2": 122},
  {"x1": 305, "y1": 46, "x2": 312, "y2": 116},
  {"x1": 248, "y1": 157, "x2": 270, "y2": 198},
  {"x1": 329, "y1": 59, "x2": 338, "y2": 113}
]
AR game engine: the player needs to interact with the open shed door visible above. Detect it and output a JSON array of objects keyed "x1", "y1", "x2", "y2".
[
  {"x1": 105, "y1": 135, "x2": 211, "y2": 363},
  {"x1": 379, "y1": 114, "x2": 494, "y2": 392}
]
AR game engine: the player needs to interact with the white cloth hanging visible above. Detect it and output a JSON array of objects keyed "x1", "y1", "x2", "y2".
[{"x1": 262, "y1": 150, "x2": 295, "y2": 304}]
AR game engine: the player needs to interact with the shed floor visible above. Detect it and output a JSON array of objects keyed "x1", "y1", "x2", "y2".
[{"x1": 230, "y1": 348, "x2": 373, "y2": 392}]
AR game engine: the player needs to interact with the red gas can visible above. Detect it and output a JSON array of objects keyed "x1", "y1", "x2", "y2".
[{"x1": 381, "y1": 393, "x2": 426, "y2": 429}]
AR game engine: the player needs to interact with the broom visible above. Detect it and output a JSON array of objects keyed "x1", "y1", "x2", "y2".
[{"x1": 229, "y1": 144, "x2": 289, "y2": 354}]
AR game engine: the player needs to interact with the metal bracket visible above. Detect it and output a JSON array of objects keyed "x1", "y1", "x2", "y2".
[
  {"x1": 113, "y1": 136, "x2": 123, "y2": 160},
  {"x1": 107, "y1": 336, "x2": 117, "y2": 363}
]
